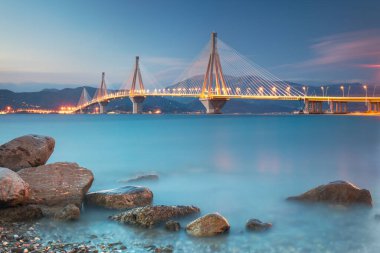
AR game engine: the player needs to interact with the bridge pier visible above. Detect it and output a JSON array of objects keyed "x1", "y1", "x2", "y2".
[
  {"x1": 329, "y1": 101, "x2": 347, "y2": 114},
  {"x1": 130, "y1": 96, "x2": 145, "y2": 114},
  {"x1": 98, "y1": 101, "x2": 108, "y2": 114},
  {"x1": 200, "y1": 98, "x2": 228, "y2": 114},
  {"x1": 368, "y1": 102, "x2": 380, "y2": 112},
  {"x1": 304, "y1": 100, "x2": 323, "y2": 114}
]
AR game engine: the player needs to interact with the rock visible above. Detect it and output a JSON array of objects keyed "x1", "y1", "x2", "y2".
[
  {"x1": 186, "y1": 213, "x2": 230, "y2": 237},
  {"x1": 0, "y1": 135, "x2": 55, "y2": 172},
  {"x1": 111, "y1": 205, "x2": 200, "y2": 228},
  {"x1": 119, "y1": 174, "x2": 159, "y2": 183},
  {"x1": 287, "y1": 181, "x2": 372, "y2": 207},
  {"x1": 154, "y1": 246, "x2": 173, "y2": 253},
  {"x1": 18, "y1": 162, "x2": 94, "y2": 207},
  {"x1": 0, "y1": 167, "x2": 30, "y2": 207},
  {"x1": 54, "y1": 204, "x2": 80, "y2": 221},
  {"x1": 165, "y1": 220, "x2": 181, "y2": 231},
  {"x1": 0, "y1": 205, "x2": 43, "y2": 222},
  {"x1": 86, "y1": 186, "x2": 153, "y2": 209},
  {"x1": 375, "y1": 214, "x2": 380, "y2": 221},
  {"x1": 246, "y1": 219, "x2": 272, "y2": 231}
]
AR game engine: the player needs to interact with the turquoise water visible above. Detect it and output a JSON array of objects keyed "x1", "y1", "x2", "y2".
[{"x1": 1, "y1": 114, "x2": 380, "y2": 252}]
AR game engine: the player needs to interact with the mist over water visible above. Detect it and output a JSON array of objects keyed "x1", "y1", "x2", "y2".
[{"x1": 1, "y1": 114, "x2": 379, "y2": 252}]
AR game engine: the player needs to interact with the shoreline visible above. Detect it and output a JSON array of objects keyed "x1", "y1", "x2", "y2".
[
  {"x1": 1, "y1": 220, "x2": 175, "y2": 253},
  {"x1": 1, "y1": 111, "x2": 380, "y2": 116}
]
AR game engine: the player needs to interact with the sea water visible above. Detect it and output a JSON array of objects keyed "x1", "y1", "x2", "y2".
[{"x1": 1, "y1": 114, "x2": 379, "y2": 252}]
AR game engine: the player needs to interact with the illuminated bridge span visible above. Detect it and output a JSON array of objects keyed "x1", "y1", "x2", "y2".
[{"x1": 73, "y1": 32, "x2": 380, "y2": 114}]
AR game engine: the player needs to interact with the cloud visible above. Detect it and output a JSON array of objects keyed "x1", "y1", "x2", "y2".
[
  {"x1": 276, "y1": 29, "x2": 380, "y2": 83},
  {"x1": 358, "y1": 64, "x2": 380, "y2": 69},
  {"x1": 144, "y1": 56, "x2": 187, "y2": 68},
  {"x1": 0, "y1": 70, "x2": 97, "y2": 84},
  {"x1": 303, "y1": 29, "x2": 380, "y2": 67}
]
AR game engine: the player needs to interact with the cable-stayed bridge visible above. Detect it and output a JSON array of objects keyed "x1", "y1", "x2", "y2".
[{"x1": 72, "y1": 32, "x2": 380, "y2": 114}]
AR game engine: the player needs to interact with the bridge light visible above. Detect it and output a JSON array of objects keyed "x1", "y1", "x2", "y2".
[
  {"x1": 302, "y1": 86, "x2": 308, "y2": 96},
  {"x1": 258, "y1": 87, "x2": 264, "y2": 95}
]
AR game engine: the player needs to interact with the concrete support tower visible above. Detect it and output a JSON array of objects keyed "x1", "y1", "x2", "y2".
[
  {"x1": 129, "y1": 56, "x2": 146, "y2": 114},
  {"x1": 304, "y1": 99, "x2": 323, "y2": 114},
  {"x1": 200, "y1": 32, "x2": 229, "y2": 114},
  {"x1": 329, "y1": 101, "x2": 348, "y2": 114},
  {"x1": 95, "y1": 72, "x2": 109, "y2": 114},
  {"x1": 368, "y1": 102, "x2": 380, "y2": 112}
]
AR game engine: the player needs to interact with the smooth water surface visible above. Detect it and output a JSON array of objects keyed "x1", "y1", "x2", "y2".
[{"x1": 1, "y1": 114, "x2": 380, "y2": 252}]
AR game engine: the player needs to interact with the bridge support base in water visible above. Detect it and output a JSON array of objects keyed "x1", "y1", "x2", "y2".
[
  {"x1": 330, "y1": 101, "x2": 348, "y2": 114},
  {"x1": 368, "y1": 102, "x2": 380, "y2": 112},
  {"x1": 130, "y1": 96, "x2": 146, "y2": 114},
  {"x1": 200, "y1": 98, "x2": 228, "y2": 114},
  {"x1": 304, "y1": 100, "x2": 323, "y2": 114},
  {"x1": 98, "y1": 101, "x2": 109, "y2": 114}
]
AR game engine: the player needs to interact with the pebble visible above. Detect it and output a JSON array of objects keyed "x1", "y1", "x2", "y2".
[{"x1": 0, "y1": 221, "x2": 136, "y2": 253}]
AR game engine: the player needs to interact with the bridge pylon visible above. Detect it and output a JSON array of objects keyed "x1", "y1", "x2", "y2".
[
  {"x1": 199, "y1": 32, "x2": 229, "y2": 114},
  {"x1": 129, "y1": 56, "x2": 146, "y2": 114},
  {"x1": 77, "y1": 87, "x2": 91, "y2": 114},
  {"x1": 94, "y1": 72, "x2": 109, "y2": 114}
]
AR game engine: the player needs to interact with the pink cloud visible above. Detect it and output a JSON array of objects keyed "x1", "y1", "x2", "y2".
[
  {"x1": 303, "y1": 29, "x2": 380, "y2": 67},
  {"x1": 358, "y1": 64, "x2": 380, "y2": 69}
]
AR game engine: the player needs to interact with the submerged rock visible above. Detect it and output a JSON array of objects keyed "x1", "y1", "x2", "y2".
[
  {"x1": 86, "y1": 186, "x2": 153, "y2": 209},
  {"x1": 111, "y1": 205, "x2": 200, "y2": 228},
  {"x1": 0, "y1": 135, "x2": 55, "y2": 171},
  {"x1": 0, "y1": 167, "x2": 30, "y2": 207},
  {"x1": 120, "y1": 173, "x2": 159, "y2": 183},
  {"x1": 18, "y1": 162, "x2": 94, "y2": 207},
  {"x1": 165, "y1": 220, "x2": 181, "y2": 231},
  {"x1": 246, "y1": 219, "x2": 272, "y2": 231},
  {"x1": 0, "y1": 205, "x2": 43, "y2": 222},
  {"x1": 54, "y1": 204, "x2": 81, "y2": 221},
  {"x1": 186, "y1": 213, "x2": 230, "y2": 237},
  {"x1": 287, "y1": 181, "x2": 372, "y2": 207},
  {"x1": 375, "y1": 214, "x2": 380, "y2": 221}
]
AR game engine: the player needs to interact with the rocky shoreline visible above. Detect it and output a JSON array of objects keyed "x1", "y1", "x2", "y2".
[
  {"x1": 0, "y1": 134, "x2": 378, "y2": 252},
  {"x1": 0, "y1": 220, "x2": 142, "y2": 253}
]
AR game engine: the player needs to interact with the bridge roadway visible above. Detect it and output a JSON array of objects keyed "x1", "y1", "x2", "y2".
[{"x1": 71, "y1": 90, "x2": 380, "y2": 114}]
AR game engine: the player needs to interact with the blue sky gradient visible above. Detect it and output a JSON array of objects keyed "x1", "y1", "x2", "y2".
[{"x1": 0, "y1": 0, "x2": 380, "y2": 90}]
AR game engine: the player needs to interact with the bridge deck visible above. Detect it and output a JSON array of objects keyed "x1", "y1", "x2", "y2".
[{"x1": 72, "y1": 91, "x2": 380, "y2": 113}]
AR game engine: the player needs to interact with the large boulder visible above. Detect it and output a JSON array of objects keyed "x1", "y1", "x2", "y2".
[
  {"x1": 0, "y1": 167, "x2": 30, "y2": 207},
  {"x1": 186, "y1": 213, "x2": 230, "y2": 237},
  {"x1": 0, "y1": 135, "x2": 55, "y2": 171},
  {"x1": 86, "y1": 186, "x2": 153, "y2": 209},
  {"x1": 287, "y1": 181, "x2": 372, "y2": 207},
  {"x1": 111, "y1": 205, "x2": 200, "y2": 228},
  {"x1": 18, "y1": 162, "x2": 94, "y2": 207},
  {"x1": 0, "y1": 205, "x2": 43, "y2": 222}
]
